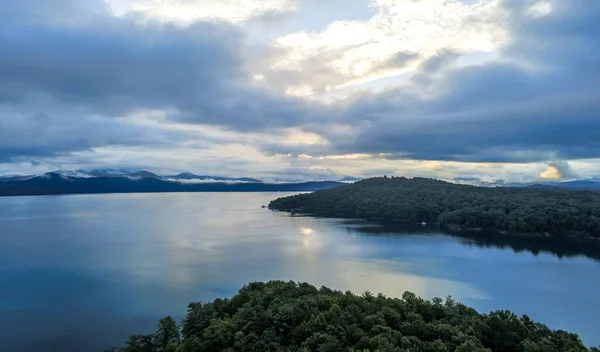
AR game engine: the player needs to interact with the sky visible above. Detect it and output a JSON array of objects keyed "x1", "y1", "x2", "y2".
[{"x1": 1, "y1": 0, "x2": 599, "y2": 182}]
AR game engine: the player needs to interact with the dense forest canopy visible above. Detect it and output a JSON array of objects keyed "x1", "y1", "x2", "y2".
[
  {"x1": 108, "y1": 280, "x2": 598, "y2": 352},
  {"x1": 269, "y1": 177, "x2": 600, "y2": 239}
]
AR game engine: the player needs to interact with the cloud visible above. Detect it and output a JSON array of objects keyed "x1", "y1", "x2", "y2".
[
  {"x1": 259, "y1": 46, "x2": 421, "y2": 97},
  {"x1": 106, "y1": 0, "x2": 297, "y2": 24},
  {"x1": 309, "y1": 0, "x2": 600, "y2": 164},
  {"x1": 0, "y1": 0, "x2": 329, "y2": 162},
  {"x1": 1, "y1": 0, "x2": 600, "y2": 182},
  {"x1": 540, "y1": 161, "x2": 575, "y2": 180},
  {"x1": 0, "y1": 105, "x2": 196, "y2": 163},
  {"x1": 267, "y1": 0, "x2": 503, "y2": 94},
  {"x1": 527, "y1": 1, "x2": 552, "y2": 18},
  {"x1": 0, "y1": 0, "x2": 337, "y2": 130},
  {"x1": 0, "y1": 1, "x2": 238, "y2": 114},
  {"x1": 162, "y1": 178, "x2": 255, "y2": 184},
  {"x1": 539, "y1": 166, "x2": 560, "y2": 180}
]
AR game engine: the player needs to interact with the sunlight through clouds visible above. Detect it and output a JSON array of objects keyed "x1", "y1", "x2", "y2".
[
  {"x1": 300, "y1": 227, "x2": 314, "y2": 235},
  {"x1": 271, "y1": 0, "x2": 505, "y2": 94}
]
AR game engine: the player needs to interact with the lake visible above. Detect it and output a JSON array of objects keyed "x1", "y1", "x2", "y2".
[{"x1": 0, "y1": 192, "x2": 598, "y2": 351}]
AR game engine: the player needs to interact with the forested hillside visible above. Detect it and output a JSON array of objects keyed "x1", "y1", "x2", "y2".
[
  {"x1": 269, "y1": 177, "x2": 600, "y2": 238},
  {"x1": 108, "y1": 281, "x2": 597, "y2": 352}
]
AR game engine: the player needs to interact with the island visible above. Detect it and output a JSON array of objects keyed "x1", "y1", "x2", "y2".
[
  {"x1": 269, "y1": 177, "x2": 600, "y2": 239},
  {"x1": 107, "y1": 281, "x2": 597, "y2": 352}
]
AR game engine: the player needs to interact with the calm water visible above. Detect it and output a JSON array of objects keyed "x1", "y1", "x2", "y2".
[{"x1": 0, "y1": 193, "x2": 598, "y2": 351}]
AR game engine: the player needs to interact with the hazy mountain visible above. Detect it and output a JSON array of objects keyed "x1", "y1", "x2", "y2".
[
  {"x1": 5, "y1": 167, "x2": 600, "y2": 197},
  {"x1": 165, "y1": 172, "x2": 263, "y2": 183},
  {"x1": 453, "y1": 177, "x2": 600, "y2": 191},
  {"x1": 0, "y1": 170, "x2": 342, "y2": 197},
  {"x1": 87, "y1": 168, "x2": 130, "y2": 177},
  {"x1": 506, "y1": 180, "x2": 600, "y2": 190},
  {"x1": 49, "y1": 170, "x2": 94, "y2": 178},
  {"x1": 126, "y1": 170, "x2": 160, "y2": 179},
  {"x1": 3, "y1": 169, "x2": 263, "y2": 183},
  {"x1": 166, "y1": 172, "x2": 203, "y2": 180},
  {"x1": 541, "y1": 180, "x2": 600, "y2": 190}
]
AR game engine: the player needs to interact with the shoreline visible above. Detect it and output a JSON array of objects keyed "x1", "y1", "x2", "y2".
[{"x1": 269, "y1": 206, "x2": 600, "y2": 244}]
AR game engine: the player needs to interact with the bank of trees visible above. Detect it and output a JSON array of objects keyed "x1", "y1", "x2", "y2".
[
  {"x1": 108, "y1": 281, "x2": 596, "y2": 352},
  {"x1": 269, "y1": 177, "x2": 600, "y2": 238}
]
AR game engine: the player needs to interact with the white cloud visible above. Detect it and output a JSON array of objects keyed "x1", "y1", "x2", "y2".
[
  {"x1": 540, "y1": 161, "x2": 575, "y2": 180},
  {"x1": 106, "y1": 0, "x2": 297, "y2": 24},
  {"x1": 527, "y1": 1, "x2": 552, "y2": 18},
  {"x1": 3, "y1": 0, "x2": 599, "y2": 184},
  {"x1": 163, "y1": 178, "x2": 255, "y2": 184},
  {"x1": 270, "y1": 0, "x2": 505, "y2": 95}
]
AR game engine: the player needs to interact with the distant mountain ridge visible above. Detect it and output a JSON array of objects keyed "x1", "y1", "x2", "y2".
[
  {"x1": 0, "y1": 169, "x2": 361, "y2": 185},
  {"x1": 165, "y1": 172, "x2": 262, "y2": 183},
  {"x1": 4, "y1": 168, "x2": 600, "y2": 195},
  {"x1": 1, "y1": 169, "x2": 265, "y2": 183},
  {"x1": 537, "y1": 180, "x2": 600, "y2": 190},
  {"x1": 0, "y1": 169, "x2": 343, "y2": 197},
  {"x1": 454, "y1": 178, "x2": 600, "y2": 190}
]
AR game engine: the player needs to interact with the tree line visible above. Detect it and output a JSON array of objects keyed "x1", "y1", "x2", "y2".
[
  {"x1": 269, "y1": 177, "x2": 600, "y2": 238},
  {"x1": 106, "y1": 280, "x2": 597, "y2": 352}
]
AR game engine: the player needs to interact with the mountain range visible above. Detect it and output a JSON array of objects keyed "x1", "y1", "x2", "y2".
[
  {"x1": 3, "y1": 169, "x2": 600, "y2": 197},
  {"x1": 0, "y1": 169, "x2": 264, "y2": 183},
  {"x1": 457, "y1": 179, "x2": 600, "y2": 190},
  {"x1": 0, "y1": 169, "x2": 343, "y2": 197}
]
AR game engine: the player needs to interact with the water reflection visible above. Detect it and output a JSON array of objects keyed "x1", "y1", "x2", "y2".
[
  {"x1": 300, "y1": 227, "x2": 314, "y2": 235},
  {"x1": 345, "y1": 220, "x2": 600, "y2": 262},
  {"x1": 0, "y1": 193, "x2": 598, "y2": 351}
]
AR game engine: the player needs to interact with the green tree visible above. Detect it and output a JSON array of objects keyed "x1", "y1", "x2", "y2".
[
  {"x1": 121, "y1": 334, "x2": 154, "y2": 352},
  {"x1": 154, "y1": 316, "x2": 180, "y2": 351},
  {"x1": 456, "y1": 340, "x2": 490, "y2": 352},
  {"x1": 269, "y1": 177, "x2": 600, "y2": 241},
  {"x1": 110, "y1": 281, "x2": 594, "y2": 352}
]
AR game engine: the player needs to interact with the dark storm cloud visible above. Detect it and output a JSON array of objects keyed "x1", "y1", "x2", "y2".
[
  {"x1": 0, "y1": 1, "x2": 240, "y2": 119},
  {"x1": 343, "y1": 88, "x2": 600, "y2": 162},
  {"x1": 0, "y1": 104, "x2": 191, "y2": 163},
  {"x1": 324, "y1": 0, "x2": 600, "y2": 163},
  {"x1": 0, "y1": 0, "x2": 327, "y2": 162}
]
